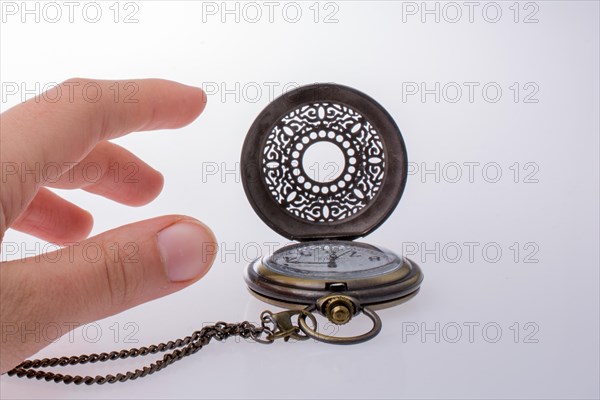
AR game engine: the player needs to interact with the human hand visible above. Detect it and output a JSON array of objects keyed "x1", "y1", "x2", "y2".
[{"x1": 0, "y1": 78, "x2": 217, "y2": 373}]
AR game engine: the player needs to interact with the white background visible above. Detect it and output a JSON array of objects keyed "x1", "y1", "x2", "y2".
[{"x1": 1, "y1": 1, "x2": 599, "y2": 399}]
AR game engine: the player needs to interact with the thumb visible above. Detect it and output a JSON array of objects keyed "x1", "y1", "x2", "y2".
[{"x1": 0, "y1": 215, "x2": 218, "y2": 372}]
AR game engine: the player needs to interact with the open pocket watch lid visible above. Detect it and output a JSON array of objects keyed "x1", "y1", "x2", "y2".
[{"x1": 241, "y1": 83, "x2": 408, "y2": 241}]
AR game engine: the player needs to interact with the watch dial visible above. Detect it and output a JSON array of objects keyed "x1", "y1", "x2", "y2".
[{"x1": 264, "y1": 240, "x2": 401, "y2": 279}]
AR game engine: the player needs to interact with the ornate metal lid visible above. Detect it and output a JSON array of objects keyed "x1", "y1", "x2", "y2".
[{"x1": 241, "y1": 83, "x2": 408, "y2": 241}]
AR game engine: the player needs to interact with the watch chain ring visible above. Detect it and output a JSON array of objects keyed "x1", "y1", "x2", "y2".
[{"x1": 298, "y1": 304, "x2": 383, "y2": 345}]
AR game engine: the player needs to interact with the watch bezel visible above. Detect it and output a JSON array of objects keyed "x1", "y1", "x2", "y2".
[{"x1": 244, "y1": 242, "x2": 423, "y2": 307}]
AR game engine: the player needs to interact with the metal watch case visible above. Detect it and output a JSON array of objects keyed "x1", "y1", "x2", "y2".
[
  {"x1": 241, "y1": 83, "x2": 423, "y2": 312},
  {"x1": 245, "y1": 240, "x2": 422, "y2": 309}
]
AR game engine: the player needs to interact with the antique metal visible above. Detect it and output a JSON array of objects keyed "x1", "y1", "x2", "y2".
[{"x1": 241, "y1": 83, "x2": 423, "y2": 343}]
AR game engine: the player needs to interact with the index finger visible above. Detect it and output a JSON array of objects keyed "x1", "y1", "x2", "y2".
[{"x1": 0, "y1": 78, "x2": 206, "y2": 231}]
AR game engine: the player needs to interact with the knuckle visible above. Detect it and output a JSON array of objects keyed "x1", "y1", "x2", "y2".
[
  {"x1": 55, "y1": 77, "x2": 108, "y2": 141},
  {"x1": 58, "y1": 77, "x2": 92, "y2": 102},
  {"x1": 61, "y1": 76, "x2": 93, "y2": 88},
  {"x1": 1, "y1": 268, "x2": 36, "y2": 320},
  {"x1": 98, "y1": 241, "x2": 143, "y2": 310}
]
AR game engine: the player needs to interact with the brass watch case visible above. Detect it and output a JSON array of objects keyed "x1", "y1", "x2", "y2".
[{"x1": 244, "y1": 245, "x2": 423, "y2": 310}]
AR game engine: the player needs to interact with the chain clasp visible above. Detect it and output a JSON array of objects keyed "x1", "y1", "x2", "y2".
[{"x1": 259, "y1": 309, "x2": 317, "y2": 342}]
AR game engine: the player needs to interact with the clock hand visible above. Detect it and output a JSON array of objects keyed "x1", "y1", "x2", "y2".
[{"x1": 330, "y1": 250, "x2": 351, "y2": 260}]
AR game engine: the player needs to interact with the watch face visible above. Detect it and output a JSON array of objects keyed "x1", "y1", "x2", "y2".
[{"x1": 264, "y1": 240, "x2": 401, "y2": 280}]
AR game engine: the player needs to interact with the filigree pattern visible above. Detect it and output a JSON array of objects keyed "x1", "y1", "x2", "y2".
[{"x1": 261, "y1": 102, "x2": 386, "y2": 222}]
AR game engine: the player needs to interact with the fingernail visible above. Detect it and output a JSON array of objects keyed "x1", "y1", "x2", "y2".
[{"x1": 157, "y1": 221, "x2": 217, "y2": 282}]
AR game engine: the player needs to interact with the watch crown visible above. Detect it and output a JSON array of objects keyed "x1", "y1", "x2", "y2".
[{"x1": 323, "y1": 296, "x2": 356, "y2": 325}]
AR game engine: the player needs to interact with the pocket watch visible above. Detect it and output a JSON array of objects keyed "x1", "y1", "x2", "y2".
[
  {"x1": 241, "y1": 83, "x2": 423, "y2": 344},
  {"x1": 8, "y1": 83, "x2": 423, "y2": 385}
]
